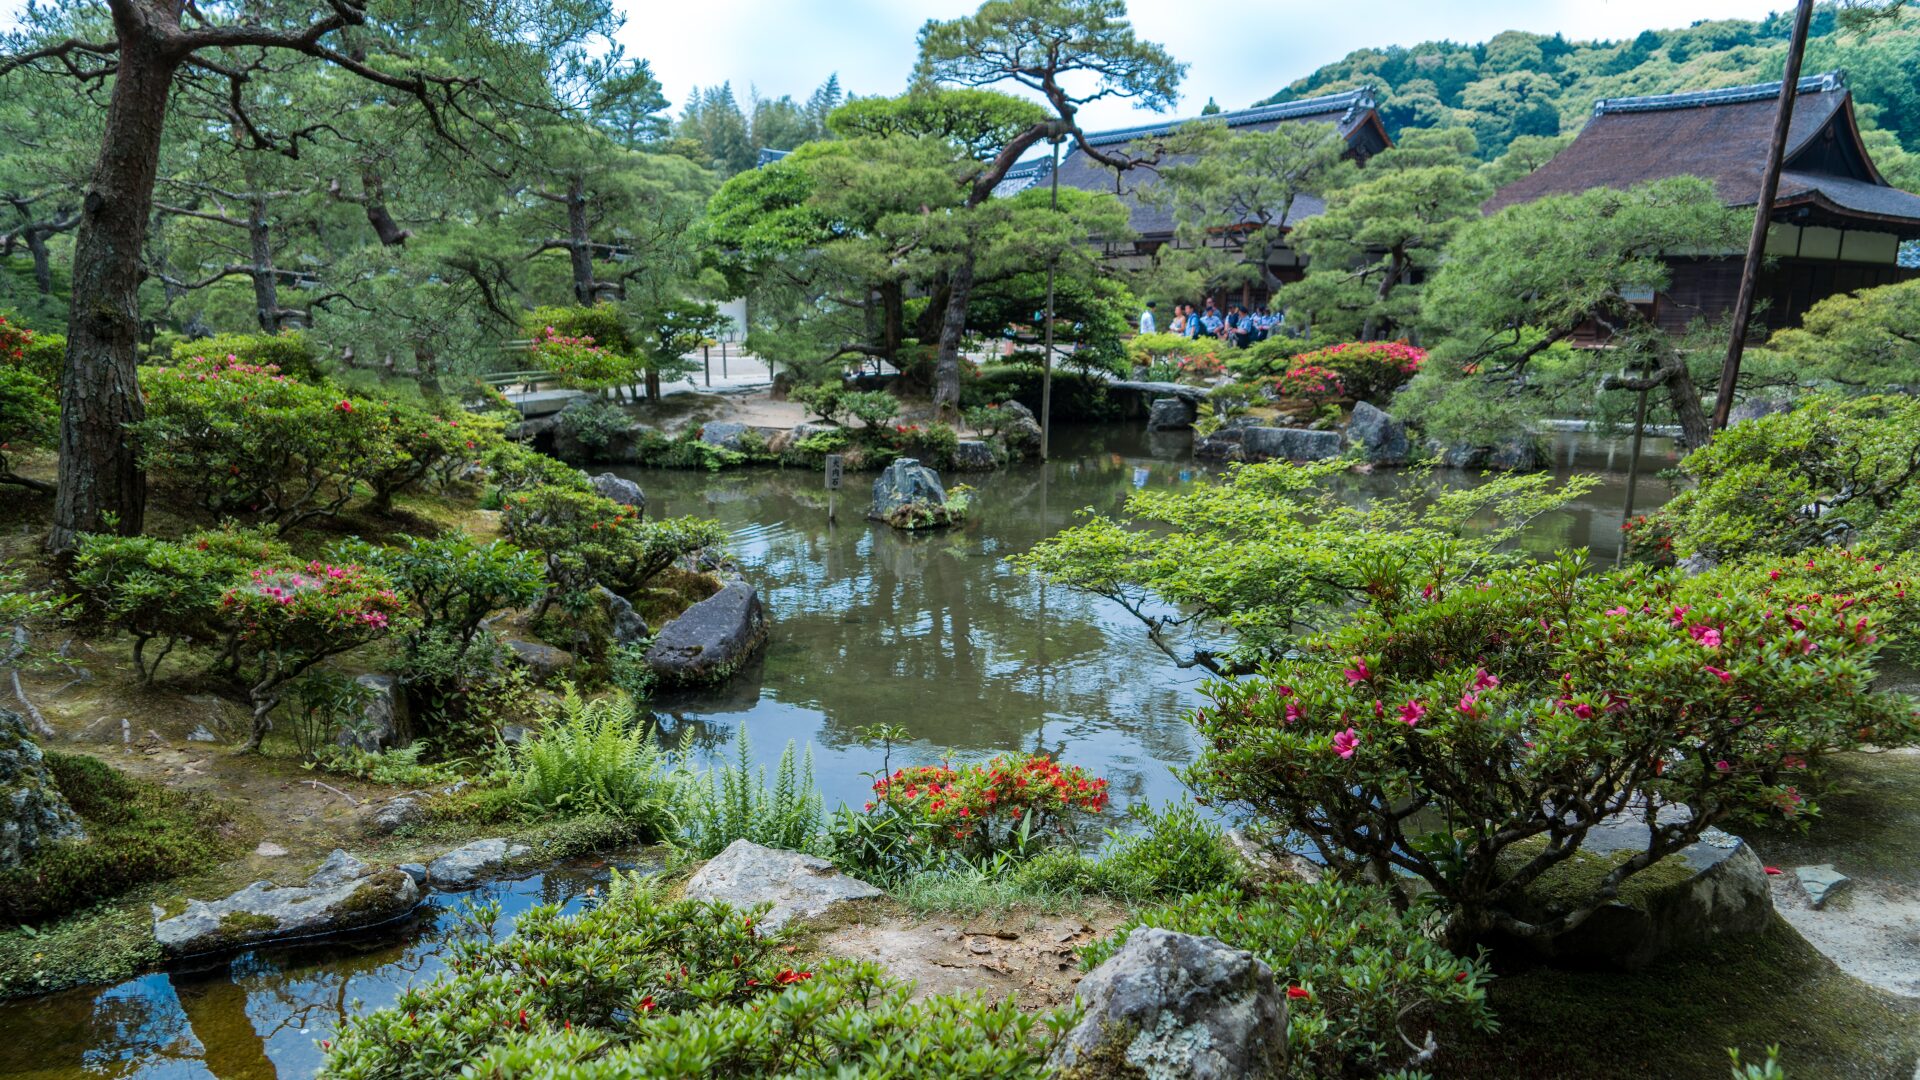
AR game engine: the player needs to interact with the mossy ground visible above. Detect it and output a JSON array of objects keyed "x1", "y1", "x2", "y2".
[
  {"x1": 1497, "y1": 835, "x2": 1700, "y2": 913},
  {"x1": 1734, "y1": 750, "x2": 1920, "y2": 888},
  {"x1": 1439, "y1": 914, "x2": 1920, "y2": 1079}
]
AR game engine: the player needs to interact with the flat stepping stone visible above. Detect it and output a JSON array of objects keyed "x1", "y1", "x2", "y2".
[
  {"x1": 1795, "y1": 864, "x2": 1852, "y2": 909},
  {"x1": 684, "y1": 839, "x2": 880, "y2": 931}
]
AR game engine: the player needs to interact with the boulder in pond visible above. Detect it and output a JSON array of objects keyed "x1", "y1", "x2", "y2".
[
  {"x1": 1146, "y1": 396, "x2": 1195, "y2": 431},
  {"x1": 951, "y1": 439, "x2": 998, "y2": 472},
  {"x1": 1492, "y1": 808, "x2": 1772, "y2": 970},
  {"x1": 0, "y1": 708, "x2": 84, "y2": 869},
  {"x1": 589, "y1": 472, "x2": 646, "y2": 514},
  {"x1": 335, "y1": 674, "x2": 406, "y2": 753},
  {"x1": 684, "y1": 839, "x2": 882, "y2": 931},
  {"x1": 427, "y1": 837, "x2": 533, "y2": 888},
  {"x1": 998, "y1": 400, "x2": 1043, "y2": 455},
  {"x1": 871, "y1": 458, "x2": 964, "y2": 529},
  {"x1": 1050, "y1": 927, "x2": 1288, "y2": 1080},
  {"x1": 1241, "y1": 426, "x2": 1344, "y2": 463},
  {"x1": 644, "y1": 582, "x2": 768, "y2": 687},
  {"x1": 1487, "y1": 437, "x2": 1544, "y2": 472},
  {"x1": 1346, "y1": 401, "x2": 1410, "y2": 466},
  {"x1": 153, "y1": 866, "x2": 419, "y2": 956}
]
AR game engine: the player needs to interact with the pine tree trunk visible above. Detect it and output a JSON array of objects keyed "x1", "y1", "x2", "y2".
[
  {"x1": 26, "y1": 230, "x2": 53, "y2": 295},
  {"x1": 50, "y1": 32, "x2": 177, "y2": 552},
  {"x1": 248, "y1": 195, "x2": 280, "y2": 333},
  {"x1": 566, "y1": 176, "x2": 596, "y2": 305},
  {"x1": 1664, "y1": 362, "x2": 1713, "y2": 449},
  {"x1": 932, "y1": 256, "x2": 975, "y2": 415}
]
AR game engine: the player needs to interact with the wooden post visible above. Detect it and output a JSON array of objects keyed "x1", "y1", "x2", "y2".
[
  {"x1": 1710, "y1": 0, "x2": 1814, "y2": 434},
  {"x1": 703, "y1": 343, "x2": 711, "y2": 387},
  {"x1": 1617, "y1": 376, "x2": 1652, "y2": 568},
  {"x1": 1040, "y1": 137, "x2": 1062, "y2": 461}
]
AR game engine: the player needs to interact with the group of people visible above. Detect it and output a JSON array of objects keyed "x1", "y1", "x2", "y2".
[{"x1": 1138, "y1": 300, "x2": 1283, "y2": 349}]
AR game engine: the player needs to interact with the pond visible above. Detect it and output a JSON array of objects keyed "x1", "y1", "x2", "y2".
[{"x1": 0, "y1": 423, "x2": 1678, "y2": 1080}]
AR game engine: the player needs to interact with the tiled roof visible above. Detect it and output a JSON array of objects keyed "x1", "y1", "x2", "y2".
[{"x1": 1591, "y1": 71, "x2": 1847, "y2": 115}]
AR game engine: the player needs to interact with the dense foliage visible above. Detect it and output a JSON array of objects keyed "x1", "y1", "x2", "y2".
[
  {"x1": 319, "y1": 876, "x2": 1054, "y2": 1079},
  {"x1": 1186, "y1": 549, "x2": 1919, "y2": 950}
]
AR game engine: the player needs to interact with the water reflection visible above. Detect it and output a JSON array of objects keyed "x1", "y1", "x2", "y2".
[{"x1": 632, "y1": 425, "x2": 1677, "y2": 813}]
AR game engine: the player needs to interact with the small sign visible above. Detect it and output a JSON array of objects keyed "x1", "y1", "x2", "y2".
[{"x1": 824, "y1": 454, "x2": 844, "y2": 491}]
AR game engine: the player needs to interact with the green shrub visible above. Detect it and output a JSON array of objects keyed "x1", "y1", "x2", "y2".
[
  {"x1": 156, "y1": 330, "x2": 324, "y2": 381},
  {"x1": 558, "y1": 399, "x2": 633, "y2": 458},
  {"x1": 0, "y1": 753, "x2": 229, "y2": 924},
  {"x1": 0, "y1": 363, "x2": 56, "y2": 490},
  {"x1": 1660, "y1": 394, "x2": 1920, "y2": 559},
  {"x1": 1080, "y1": 881, "x2": 1493, "y2": 1077},
  {"x1": 507, "y1": 689, "x2": 689, "y2": 837},
  {"x1": 862, "y1": 753, "x2": 1107, "y2": 865},
  {"x1": 682, "y1": 727, "x2": 824, "y2": 858},
  {"x1": 1091, "y1": 801, "x2": 1244, "y2": 899},
  {"x1": 284, "y1": 670, "x2": 377, "y2": 758},
  {"x1": 790, "y1": 382, "x2": 846, "y2": 424},
  {"x1": 839, "y1": 389, "x2": 898, "y2": 430},
  {"x1": 1275, "y1": 340, "x2": 1427, "y2": 403},
  {"x1": 4, "y1": 318, "x2": 64, "y2": 386},
  {"x1": 501, "y1": 485, "x2": 724, "y2": 609},
  {"x1": 307, "y1": 743, "x2": 465, "y2": 787},
  {"x1": 485, "y1": 439, "x2": 592, "y2": 498},
  {"x1": 526, "y1": 305, "x2": 643, "y2": 391},
  {"x1": 318, "y1": 875, "x2": 1050, "y2": 1079}
]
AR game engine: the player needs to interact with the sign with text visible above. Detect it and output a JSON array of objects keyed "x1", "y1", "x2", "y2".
[{"x1": 824, "y1": 454, "x2": 844, "y2": 491}]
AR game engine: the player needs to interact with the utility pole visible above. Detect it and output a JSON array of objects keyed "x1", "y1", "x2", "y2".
[
  {"x1": 1710, "y1": 0, "x2": 1814, "y2": 433},
  {"x1": 1039, "y1": 133, "x2": 1063, "y2": 461}
]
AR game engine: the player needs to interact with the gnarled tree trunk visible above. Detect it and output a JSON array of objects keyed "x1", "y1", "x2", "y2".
[{"x1": 50, "y1": 30, "x2": 177, "y2": 552}]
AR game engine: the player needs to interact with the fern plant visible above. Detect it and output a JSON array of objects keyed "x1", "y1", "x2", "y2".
[
  {"x1": 683, "y1": 726, "x2": 825, "y2": 858},
  {"x1": 507, "y1": 686, "x2": 690, "y2": 841}
]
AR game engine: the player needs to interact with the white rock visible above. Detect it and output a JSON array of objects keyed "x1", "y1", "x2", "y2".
[{"x1": 683, "y1": 839, "x2": 881, "y2": 931}]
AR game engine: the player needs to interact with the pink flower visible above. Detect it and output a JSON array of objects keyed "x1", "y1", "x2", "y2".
[
  {"x1": 1420, "y1": 584, "x2": 1435, "y2": 601},
  {"x1": 1571, "y1": 702, "x2": 1593, "y2": 719},
  {"x1": 1703, "y1": 665, "x2": 1733, "y2": 683},
  {"x1": 1604, "y1": 606, "x2": 1631, "y2": 616},
  {"x1": 1343, "y1": 659, "x2": 1371, "y2": 686},
  {"x1": 335, "y1": 399, "x2": 354, "y2": 413},
  {"x1": 1284, "y1": 700, "x2": 1303, "y2": 724},
  {"x1": 1331, "y1": 728, "x2": 1359, "y2": 759},
  {"x1": 1669, "y1": 605, "x2": 1691, "y2": 626},
  {"x1": 1768, "y1": 569, "x2": 1781, "y2": 581},
  {"x1": 1688, "y1": 624, "x2": 1723, "y2": 648},
  {"x1": 1470, "y1": 667, "x2": 1499, "y2": 692},
  {"x1": 1458, "y1": 693, "x2": 1479, "y2": 717},
  {"x1": 1398, "y1": 699, "x2": 1426, "y2": 726},
  {"x1": 1763, "y1": 866, "x2": 1783, "y2": 876}
]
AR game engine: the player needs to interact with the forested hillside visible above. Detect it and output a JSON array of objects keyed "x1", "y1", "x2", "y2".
[{"x1": 1257, "y1": 5, "x2": 1920, "y2": 171}]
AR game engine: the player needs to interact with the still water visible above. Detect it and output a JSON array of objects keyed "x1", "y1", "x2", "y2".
[{"x1": 0, "y1": 424, "x2": 1676, "y2": 1079}]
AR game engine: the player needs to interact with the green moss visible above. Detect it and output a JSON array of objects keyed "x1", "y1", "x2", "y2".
[
  {"x1": 1054, "y1": 1020, "x2": 1149, "y2": 1080},
  {"x1": 1499, "y1": 836, "x2": 1699, "y2": 914},
  {"x1": 0, "y1": 753, "x2": 231, "y2": 924},
  {"x1": 218, "y1": 910, "x2": 279, "y2": 935},
  {"x1": 1732, "y1": 750, "x2": 1920, "y2": 887},
  {"x1": 1440, "y1": 915, "x2": 1920, "y2": 1078},
  {"x1": 0, "y1": 901, "x2": 159, "y2": 997},
  {"x1": 327, "y1": 870, "x2": 410, "y2": 919}
]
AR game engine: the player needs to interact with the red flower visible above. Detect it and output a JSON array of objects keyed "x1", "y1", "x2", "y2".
[
  {"x1": 1286, "y1": 985, "x2": 1311, "y2": 1000},
  {"x1": 639, "y1": 996, "x2": 656, "y2": 1011}
]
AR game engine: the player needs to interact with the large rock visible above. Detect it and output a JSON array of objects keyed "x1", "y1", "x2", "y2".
[
  {"x1": 998, "y1": 401, "x2": 1043, "y2": 455},
  {"x1": 1241, "y1": 426, "x2": 1344, "y2": 462},
  {"x1": 951, "y1": 439, "x2": 998, "y2": 472},
  {"x1": 1346, "y1": 401, "x2": 1410, "y2": 466},
  {"x1": 1146, "y1": 396, "x2": 1196, "y2": 431},
  {"x1": 699, "y1": 422, "x2": 751, "y2": 451},
  {"x1": 588, "y1": 472, "x2": 646, "y2": 514},
  {"x1": 598, "y1": 585, "x2": 650, "y2": 646},
  {"x1": 335, "y1": 674, "x2": 406, "y2": 753},
  {"x1": 871, "y1": 457, "x2": 948, "y2": 518},
  {"x1": 1728, "y1": 395, "x2": 1799, "y2": 426},
  {"x1": 0, "y1": 708, "x2": 84, "y2": 869},
  {"x1": 505, "y1": 639, "x2": 576, "y2": 681},
  {"x1": 363, "y1": 792, "x2": 428, "y2": 835},
  {"x1": 1437, "y1": 438, "x2": 1543, "y2": 472},
  {"x1": 306, "y1": 849, "x2": 372, "y2": 888},
  {"x1": 427, "y1": 837, "x2": 532, "y2": 888},
  {"x1": 684, "y1": 839, "x2": 881, "y2": 931},
  {"x1": 644, "y1": 582, "x2": 768, "y2": 687},
  {"x1": 1051, "y1": 927, "x2": 1287, "y2": 1080},
  {"x1": 1495, "y1": 810, "x2": 1772, "y2": 970},
  {"x1": 154, "y1": 865, "x2": 419, "y2": 956}
]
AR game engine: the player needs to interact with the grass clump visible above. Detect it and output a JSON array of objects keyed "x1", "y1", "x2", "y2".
[{"x1": 0, "y1": 752, "x2": 230, "y2": 924}]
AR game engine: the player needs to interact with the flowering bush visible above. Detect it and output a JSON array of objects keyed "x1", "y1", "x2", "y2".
[
  {"x1": 136, "y1": 356, "x2": 471, "y2": 525},
  {"x1": 1126, "y1": 332, "x2": 1225, "y2": 381},
  {"x1": 223, "y1": 559, "x2": 404, "y2": 749},
  {"x1": 1287, "y1": 340, "x2": 1426, "y2": 402},
  {"x1": 0, "y1": 314, "x2": 31, "y2": 365},
  {"x1": 1187, "y1": 550, "x2": 1918, "y2": 952},
  {"x1": 1081, "y1": 881, "x2": 1492, "y2": 1077},
  {"x1": 319, "y1": 874, "x2": 1050, "y2": 1080},
  {"x1": 1271, "y1": 363, "x2": 1346, "y2": 406},
  {"x1": 529, "y1": 325, "x2": 639, "y2": 390},
  {"x1": 1621, "y1": 512, "x2": 1677, "y2": 566},
  {"x1": 866, "y1": 752, "x2": 1109, "y2": 860}
]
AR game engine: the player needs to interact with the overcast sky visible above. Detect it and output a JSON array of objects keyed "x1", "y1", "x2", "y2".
[{"x1": 625, "y1": 0, "x2": 1785, "y2": 130}]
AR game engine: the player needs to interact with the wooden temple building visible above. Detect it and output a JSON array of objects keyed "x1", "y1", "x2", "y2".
[
  {"x1": 1486, "y1": 71, "x2": 1920, "y2": 332},
  {"x1": 997, "y1": 88, "x2": 1391, "y2": 300}
]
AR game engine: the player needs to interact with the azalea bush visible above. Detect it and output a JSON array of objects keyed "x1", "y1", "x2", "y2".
[
  {"x1": 1186, "y1": 550, "x2": 1919, "y2": 952},
  {"x1": 526, "y1": 304, "x2": 644, "y2": 392},
  {"x1": 1016, "y1": 459, "x2": 1593, "y2": 674},
  {"x1": 223, "y1": 559, "x2": 405, "y2": 749},
  {"x1": 71, "y1": 525, "x2": 292, "y2": 683},
  {"x1": 1271, "y1": 363, "x2": 1346, "y2": 407},
  {"x1": 318, "y1": 875, "x2": 1052, "y2": 1080},
  {"x1": 1658, "y1": 394, "x2": 1920, "y2": 559},
  {"x1": 863, "y1": 752, "x2": 1109, "y2": 863},
  {"x1": 1290, "y1": 340, "x2": 1426, "y2": 402},
  {"x1": 1126, "y1": 331, "x2": 1224, "y2": 380},
  {"x1": 1081, "y1": 881, "x2": 1492, "y2": 1078}
]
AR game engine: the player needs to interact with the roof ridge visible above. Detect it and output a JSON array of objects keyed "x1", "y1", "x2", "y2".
[
  {"x1": 1080, "y1": 86, "x2": 1376, "y2": 148},
  {"x1": 1593, "y1": 71, "x2": 1846, "y2": 116}
]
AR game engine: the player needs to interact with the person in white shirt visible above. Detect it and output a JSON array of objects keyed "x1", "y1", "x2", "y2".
[{"x1": 1138, "y1": 302, "x2": 1157, "y2": 335}]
